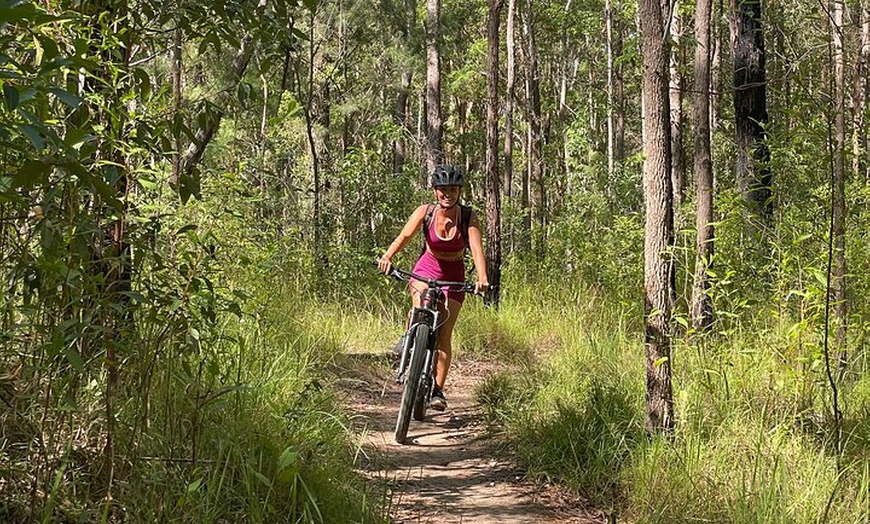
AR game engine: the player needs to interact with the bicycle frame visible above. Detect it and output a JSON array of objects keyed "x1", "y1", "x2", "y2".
[
  {"x1": 396, "y1": 287, "x2": 444, "y2": 382},
  {"x1": 376, "y1": 262, "x2": 473, "y2": 444}
]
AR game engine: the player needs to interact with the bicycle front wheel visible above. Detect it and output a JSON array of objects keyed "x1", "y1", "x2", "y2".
[{"x1": 395, "y1": 325, "x2": 429, "y2": 444}]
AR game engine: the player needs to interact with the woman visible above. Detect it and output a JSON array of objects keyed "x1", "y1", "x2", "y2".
[{"x1": 377, "y1": 164, "x2": 488, "y2": 411}]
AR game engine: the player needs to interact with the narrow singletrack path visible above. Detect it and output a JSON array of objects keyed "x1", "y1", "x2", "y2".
[{"x1": 334, "y1": 355, "x2": 605, "y2": 524}]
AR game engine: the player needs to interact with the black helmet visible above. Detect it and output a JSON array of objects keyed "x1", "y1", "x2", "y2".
[{"x1": 431, "y1": 164, "x2": 464, "y2": 187}]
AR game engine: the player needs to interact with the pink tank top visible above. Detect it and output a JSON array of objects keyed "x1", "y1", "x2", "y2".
[{"x1": 424, "y1": 208, "x2": 467, "y2": 252}]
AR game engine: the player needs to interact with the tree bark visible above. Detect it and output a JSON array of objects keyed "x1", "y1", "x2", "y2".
[
  {"x1": 640, "y1": 0, "x2": 675, "y2": 434},
  {"x1": 832, "y1": 0, "x2": 847, "y2": 365},
  {"x1": 523, "y1": 0, "x2": 544, "y2": 257},
  {"x1": 486, "y1": 0, "x2": 504, "y2": 307},
  {"x1": 171, "y1": 24, "x2": 183, "y2": 188},
  {"x1": 504, "y1": 0, "x2": 516, "y2": 205},
  {"x1": 730, "y1": 0, "x2": 771, "y2": 220},
  {"x1": 691, "y1": 0, "x2": 715, "y2": 330},
  {"x1": 178, "y1": 33, "x2": 254, "y2": 200},
  {"x1": 669, "y1": 3, "x2": 685, "y2": 219},
  {"x1": 606, "y1": 0, "x2": 617, "y2": 180},
  {"x1": 853, "y1": 3, "x2": 870, "y2": 180},
  {"x1": 425, "y1": 0, "x2": 443, "y2": 176},
  {"x1": 393, "y1": 0, "x2": 416, "y2": 175}
]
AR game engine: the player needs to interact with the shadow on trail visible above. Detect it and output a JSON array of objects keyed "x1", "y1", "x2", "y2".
[{"x1": 332, "y1": 353, "x2": 604, "y2": 524}]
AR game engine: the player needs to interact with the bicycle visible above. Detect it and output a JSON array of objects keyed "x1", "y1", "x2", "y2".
[{"x1": 376, "y1": 262, "x2": 477, "y2": 444}]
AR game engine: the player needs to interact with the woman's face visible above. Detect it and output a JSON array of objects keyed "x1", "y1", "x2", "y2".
[{"x1": 433, "y1": 185, "x2": 461, "y2": 208}]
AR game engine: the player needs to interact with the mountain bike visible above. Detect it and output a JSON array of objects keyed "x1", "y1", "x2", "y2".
[{"x1": 376, "y1": 263, "x2": 476, "y2": 444}]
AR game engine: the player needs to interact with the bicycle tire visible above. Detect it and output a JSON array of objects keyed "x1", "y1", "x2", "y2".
[
  {"x1": 413, "y1": 373, "x2": 431, "y2": 421},
  {"x1": 395, "y1": 325, "x2": 429, "y2": 444}
]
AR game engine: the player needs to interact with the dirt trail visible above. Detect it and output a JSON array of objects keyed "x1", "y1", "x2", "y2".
[{"x1": 335, "y1": 355, "x2": 605, "y2": 524}]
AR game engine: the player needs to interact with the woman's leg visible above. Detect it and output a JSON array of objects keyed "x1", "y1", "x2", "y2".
[{"x1": 434, "y1": 298, "x2": 463, "y2": 390}]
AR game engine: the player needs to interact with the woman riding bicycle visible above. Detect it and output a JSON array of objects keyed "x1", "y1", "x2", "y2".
[{"x1": 377, "y1": 164, "x2": 488, "y2": 411}]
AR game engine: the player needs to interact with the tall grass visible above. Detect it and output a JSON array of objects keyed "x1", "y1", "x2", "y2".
[
  {"x1": 110, "y1": 280, "x2": 387, "y2": 523},
  {"x1": 472, "y1": 266, "x2": 870, "y2": 523}
]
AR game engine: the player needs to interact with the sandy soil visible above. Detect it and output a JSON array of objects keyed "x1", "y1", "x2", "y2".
[{"x1": 334, "y1": 355, "x2": 607, "y2": 524}]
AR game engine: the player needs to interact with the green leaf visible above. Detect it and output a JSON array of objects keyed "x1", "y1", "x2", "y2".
[
  {"x1": 138, "y1": 176, "x2": 157, "y2": 190},
  {"x1": 186, "y1": 478, "x2": 203, "y2": 493},
  {"x1": 64, "y1": 346, "x2": 85, "y2": 371},
  {"x1": 253, "y1": 470, "x2": 272, "y2": 488},
  {"x1": 17, "y1": 123, "x2": 44, "y2": 150},
  {"x1": 179, "y1": 170, "x2": 201, "y2": 203},
  {"x1": 14, "y1": 160, "x2": 50, "y2": 187},
  {"x1": 653, "y1": 356, "x2": 669, "y2": 368},
  {"x1": 302, "y1": 0, "x2": 318, "y2": 11},
  {"x1": 808, "y1": 267, "x2": 827, "y2": 288},
  {"x1": 133, "y1": 68, "x2": 151, "y2": 99},
  {"x1": 278, "y1": 447, "x2": 298, "y2": 472},
  {"x1": 2, "y1": 83, "x2": 17, "y2": 110},
  {"x1": 49, "y1": 87, "x2": 82, "y2": 108}
]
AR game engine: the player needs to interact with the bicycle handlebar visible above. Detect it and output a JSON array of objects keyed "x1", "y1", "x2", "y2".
[{"x1": 372, "y1": 259, "x2": 480, "y2": 294}]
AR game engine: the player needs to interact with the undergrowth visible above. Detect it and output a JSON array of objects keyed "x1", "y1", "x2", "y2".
[{"x1": 471, "y1": 265, "x2": 870, "y2": 523}]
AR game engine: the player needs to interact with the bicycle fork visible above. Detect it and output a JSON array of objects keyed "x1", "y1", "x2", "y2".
[{"x1": 395, "y1": 306, "x2": 437, "y2": 384}]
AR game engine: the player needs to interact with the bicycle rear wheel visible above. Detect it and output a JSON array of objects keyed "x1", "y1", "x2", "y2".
[{"x1": 395, "y1": 325, "x2": 429, "y2": 444}]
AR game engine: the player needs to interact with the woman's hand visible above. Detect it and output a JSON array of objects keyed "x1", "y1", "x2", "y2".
[
  {"x1": 377, "y1": 256, "x2": 393, "y2": 274},
  {"x1": 474, "y1": 280, "x2": 489, "y2": 294}
]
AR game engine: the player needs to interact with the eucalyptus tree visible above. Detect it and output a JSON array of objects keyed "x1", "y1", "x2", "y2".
[
  {"x1": 639, "y1": 0, "x2": 675, "y2": 433},
  {"x1": 426, "y1": 0, "x2": 444, "y2": 174},
  {"x1": 691, "y1": 0, "x2": 715, "y2": 330},
  {"x1": 669, "y1": 2, "x2": 686, "y2": 218},
  {"x1": 485, "y1": 0, "x2": 504, "y2": 306},
  {"x1": 504, "y1": 0, "x2": 517, "y2": 206},
  {"x1": 731, "y1": 0, "x2": 772, "y2": 221},
  {"x1": 831, "y1": 0, "x2": 847, "y2": 364},
  {"x1": 522, "y1": 0, "x2": 544, "y2": 256}
]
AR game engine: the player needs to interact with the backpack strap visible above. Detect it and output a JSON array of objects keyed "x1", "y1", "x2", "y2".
[
  {"x1": 420, "y1": 203, "x2": 437, "y2": 257},
  {"x1": 420, "y1": 203, "x2": 473, "y2": 257}
]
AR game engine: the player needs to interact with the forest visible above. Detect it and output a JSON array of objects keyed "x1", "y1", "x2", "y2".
[{"x1": 2, "y1": 0, "x2": 870, "y2": 521}]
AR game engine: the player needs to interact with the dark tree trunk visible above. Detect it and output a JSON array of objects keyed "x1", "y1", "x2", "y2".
[
  {"x1": 640, "y1": 0, "x2": 675, "y2": 434},
  {"x1": 691, "y1": 0, "x2": 715, "y2": 330},
  {"x1": 523, "y1": 0, "x2": 544, "y2": 258},
  {"x1": 832, "y1": 0, "x2": 847, "y2": 366},
  {"x1": 730, "y1": 0, "x2": 771, "y2": 220},
  {"x1": 485, "y1": 0, "x2": 504, "y2": 307},
  {"x1": 504, "y1": 0, "x2": 516, "y2": 205}
]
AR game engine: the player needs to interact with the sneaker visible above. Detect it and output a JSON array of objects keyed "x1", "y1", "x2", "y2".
[{"x1": 429, "y1": 389, "x2": 447, "y2": 411}]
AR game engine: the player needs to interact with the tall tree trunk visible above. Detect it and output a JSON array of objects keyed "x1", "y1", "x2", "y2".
[
  {"x1": 855, "y1": 3, "x2": 870, "y2": 179},
  {"x1": 504, "y1": 0, "x2": 516, "y2": 205},
  {"x1": 691, "y1": 0, "x2": 715, "y2": 330},
  {"x1": 832, "y1": 0, "x2": 848, "y2": 366},
  {"x1": 394, "y1": 70, "x2": 413, "y2": 174},
  {"x1": 614, "y1": 6, "x2": 626, "y2": 167},
  {"x1": 298, "y1": 8, "x2": 329, "y2": 271},
  {"x1": 730, "y1": 0, "x2": 771, "y2": 221},
  {"x1": 524, "y1": 0, "x2": 544, "y2": 257},
  {"x1": 171, "y1": 24, "x2": 183, "y2": 188},
  {"x1": 670, "y1": 3, "x2": 685, "y2": 220},
  {"x1": 606, "y1": 0, "x2": 617, "y2": 180},
  {"x1": 178, "y1": 33, "x2": 254, "y2": 201},
  {"x1": 486, "y1": 0, "x2": 504, "y2": 307},
  {"x1": 425, "y1": 0, "x2": 443, "y2": 176},
  {"x1": 393, "y1": 0, "x2": 416, "y2": 175},
  {"x1": 640, "y1": 0, "x2": 675, "y2": 434}
]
